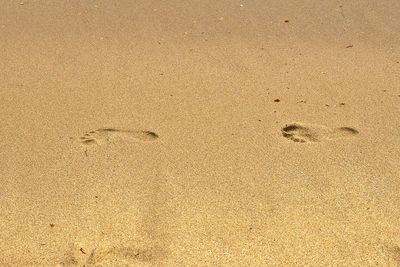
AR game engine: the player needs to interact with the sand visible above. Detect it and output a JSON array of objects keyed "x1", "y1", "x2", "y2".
[{"x1": 1, "y1": 0, "x2": 400, "y2": 265}]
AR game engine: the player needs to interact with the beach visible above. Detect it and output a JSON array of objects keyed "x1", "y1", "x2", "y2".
[{"x1": 1, "y1": 0, "x2": 400, "y2": 265}]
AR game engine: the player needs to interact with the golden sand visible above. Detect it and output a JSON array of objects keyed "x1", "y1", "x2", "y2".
[{"x1": 1, "y1": 0, "x2": 400, "y2": 265}]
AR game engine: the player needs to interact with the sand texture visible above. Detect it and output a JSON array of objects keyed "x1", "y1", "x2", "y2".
[{"x1": 1, "y1": 0, "x2": 400, "y2": 265}]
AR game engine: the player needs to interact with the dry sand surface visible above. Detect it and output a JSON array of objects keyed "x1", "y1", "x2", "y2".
[{"x1": 1, "y1": 0, "x2": 400, "y2": 265}]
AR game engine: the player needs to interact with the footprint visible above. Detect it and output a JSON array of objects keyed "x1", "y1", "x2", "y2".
[
  {"x1": 78, "y1": 128, "x2": 159, "y2": 146},
  {"x1": 282, "y1": 123, "x2": 358, "y2": 143},
  {"x1": 87, "y1": 246, "x2": 159, "y2": 264},
  {"x1": 62, "y1": 243, "x2": 162, "y2": 265}
]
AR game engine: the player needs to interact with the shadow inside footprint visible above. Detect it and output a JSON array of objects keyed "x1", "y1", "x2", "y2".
[
  {"x1": 337, "y1": 127, "x2": 359, "y2": 135},
  {"x1": 282, "y1": 123, "x2": 358, "y2": 143},
  {"x1": 78, "y1": 128, "x2": 159, "y2": 146}
]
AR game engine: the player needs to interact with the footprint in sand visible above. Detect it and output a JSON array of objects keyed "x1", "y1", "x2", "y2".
[
  {"x1": 281, "y1": 123, "x2": 358, "y2": 143},
  {"x1": 78, "y1": 128, "x2": 159, "y2": 146},
  {"x1": 62, "y1": 243, "x2": 161, "y2": 265}
]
